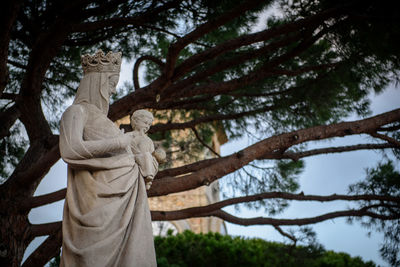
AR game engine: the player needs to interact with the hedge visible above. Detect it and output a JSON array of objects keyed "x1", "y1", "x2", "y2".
[
  {"x1": 48, "y1": 230, "x2": 376, "y2": 267},
  {"x1": 155, "y1": 231, "x2": 376, "y2": 267}
]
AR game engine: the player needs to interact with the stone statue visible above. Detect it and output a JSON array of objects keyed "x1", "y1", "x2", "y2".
[
  {"x1": 59, "y1": 50, "x2": 157, "y2": 266},
  {"x1": 128, "y1": 110, "x2": 166, "y2": 190}
]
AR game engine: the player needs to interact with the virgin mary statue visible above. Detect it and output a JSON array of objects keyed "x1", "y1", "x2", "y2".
[{"x1": 59, "y1": 50, "x2": 156, "y2": 267}]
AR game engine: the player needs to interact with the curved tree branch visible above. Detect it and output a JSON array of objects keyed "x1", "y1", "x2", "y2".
[
  {"x1": 273, "y1": 225, "x2": 297, "y2": 244},
  {"x1": 369, "y1": 132, "x2": 400, "y2": 147},
  {"x1": 3, "y1": 135, "x2": 60, "y2": 193},
  {"x1": 191, "y1": 126, "x2": 221, "y2": 158},
  {"x1": 0, "y1": 104, "x2": 20, "y2": 139},
  {"x1": 164, "y1": 0, "x2": 264, "y2": 79},
  {"x1": 133, "y1": 55, "x2": 164, "y2": 90},
  {"x1": 22, "y1": 227, "x2": 62, "y2": 267}
]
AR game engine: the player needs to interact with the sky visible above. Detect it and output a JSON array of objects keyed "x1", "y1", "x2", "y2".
[{"x1": 22, "y1": 6, "x2": 400, "y2": 267}]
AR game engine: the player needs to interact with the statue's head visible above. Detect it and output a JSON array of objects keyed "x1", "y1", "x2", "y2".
[
  {"x1": 130, "y1": 109, "x2": 154, "y2": 133},
  {"x1": 74, "y1": 50, "x2": 122, "y2": 114}
]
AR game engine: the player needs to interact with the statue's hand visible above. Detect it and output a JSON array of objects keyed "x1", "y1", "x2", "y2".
[
  {"x1": 145, "y1": 176, "x2": 154, "y2": 190},
  {"x1": 153, "y1": 147, "x2": 166, "y2": 163},
  {"x1": 145, "y1": 182, "x2": 152, "y2": 190}
]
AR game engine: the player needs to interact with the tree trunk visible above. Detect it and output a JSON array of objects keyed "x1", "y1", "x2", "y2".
[{"x1": 0, "y1": 190, "x2": 31, "y2": 267}]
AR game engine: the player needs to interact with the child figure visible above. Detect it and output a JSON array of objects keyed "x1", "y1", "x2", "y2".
[{"x1": 129, "y1": 109, "x2": 165, "y2": 190}]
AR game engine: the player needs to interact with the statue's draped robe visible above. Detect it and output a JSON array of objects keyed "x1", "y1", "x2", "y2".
[{"x1": 59, "y1": 103, "x2": 156, "y2": 267}]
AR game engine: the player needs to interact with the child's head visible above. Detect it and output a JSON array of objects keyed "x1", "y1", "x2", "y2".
[{"x1": 130, "y1": 109, "x2": 154, "y2": 133}]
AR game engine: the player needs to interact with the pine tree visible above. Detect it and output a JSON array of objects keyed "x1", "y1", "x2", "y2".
[{"x1": 1, "y1": 1, "x2": 400, "y2": 266}]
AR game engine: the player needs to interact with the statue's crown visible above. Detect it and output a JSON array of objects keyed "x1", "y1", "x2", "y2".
[{"x1": 81, "y1": 50, "x2": 122, "y2": 74}]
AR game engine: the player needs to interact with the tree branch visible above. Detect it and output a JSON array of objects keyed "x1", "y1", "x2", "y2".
[
  {"x1": 22, "y1": 227, "x2": 62, "y2": 267},
  {"x1": 152, "y1": 205, "x2": 399, "y2": 225},
  {"x1": 30, "y1": 222, "x2": 61, "y2": 237},
  {"x1": 204, "y1": 208, "x2": 398, "y2": 226},
  {"x1": 133, "y1": 55, "x2": 164, "y2": 90},
  {"x1": 153, "y1": 95, "x2": 216, "y2": 110},
  {"x1": 7, "y1": 59, "x2": 27, "y2": 69},
  {"x1": 149, "y1": 104, "x2": 274, "y2": 133},
  {"x1": 0, "y1": 92, "x2": 17, "y2": 100},
  {"x1": 0, "y1": 104, "x2": 20, "y2": 139},
  {"x1": 20, "y1": 188, "x2": 67, "y2": 211},
  {"x1": 108, "y1": 84, "x2": 156, "y2": 121},
  {"x1": 152, "y1": 191, "x2": 400, "y2": 217},
  {"x1": 171, "y1": 5, "x2": 342, "y2": 83},
  {"x1": 140, "y1": 24, "x2": 211, "y2": 48},
  {"x1": 377, "y1": 124, "x2": 400, "y2": 132},
  {"x1": 164, "y1": 0, "x2": 264, "y2": 79},
  {"x1": 273, "y1": 225, "x2": 297, "y2": 244},
  {"x1": 170, "y1": 55, "x2": 338, "y2": 101},
  {"x1": 260, "y1": 143, "x2": 398, "y2": 160},
  {"x1": 166, "y1": 31, "x2": 304, "y2": 94},
  {"x1": 369, "y1": 132, "x2": 400, "y2": 147},
  {"x1": 191, "y1": 127, "x2": 221, "y2": 157},
  {"x1": 3, "y1": 135, "x2": 60, "y2": 194},
  {"x1": 70, "y1": 0, "x2": 184, "y2": 33},
  {"x1": 155, "y1": 157, "x2": 226, "y2": 179},
  {"x1": 148, "y1": 108, "x2": 400, "y2": 197},
  {"x1": 19, "y1": 135, "x2": 399, "y2": 210},
  {"x1": 0, "y1": 0, "x2": 23, "y2": 95}
]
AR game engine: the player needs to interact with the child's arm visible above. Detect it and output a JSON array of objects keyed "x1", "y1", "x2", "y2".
[{"x1": 133, "y1": 136, "x2": 158, "y2": 190}]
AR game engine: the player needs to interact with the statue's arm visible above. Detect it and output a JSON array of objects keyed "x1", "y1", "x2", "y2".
[
  {"x1": 59, "y1": 105, "x2": 129, "y2": 160},
  {"x1": 135, "y1": 138, "x2": 158, "y2": 177}
]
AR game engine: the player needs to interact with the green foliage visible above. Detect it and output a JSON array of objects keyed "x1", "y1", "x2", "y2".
[
  {"x1": 154, "y1": 231, "x2": 375, "y2": 267},
  {"x1": 349, "y1": 161, "x2": 400, "y2": 266},
  {"x1": 222, "y1": 159, "x2": 304, "y2": 215},
  {"x1": 49, "y1": 255, "x2": 60, "y2": 267},
  {"x1": 349, "y1": 161, "x2": 400, "y2": 196},
  {"x1": 0, "y1": 122, "x2": 28, "y2": 181},
  {"x1": 47, "y1": 231, "x2": 376, "y2": 267}
]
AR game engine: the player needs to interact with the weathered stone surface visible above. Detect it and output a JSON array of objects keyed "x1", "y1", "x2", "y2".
[{"x1": 59, "y1": 50, "x2": 156, "y2": 267}]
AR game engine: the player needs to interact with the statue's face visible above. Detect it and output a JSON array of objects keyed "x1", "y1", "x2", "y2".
[
  {"x1": 108, "y1": 74, "x2": 119, "y2": 96},
  {"x1": 134, "y1": 116, "x2": 153, "y2": 133}
]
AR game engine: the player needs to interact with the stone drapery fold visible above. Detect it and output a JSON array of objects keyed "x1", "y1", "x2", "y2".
[{"x1": 59, "y1": 103, "x2": 156, "y2": 267}]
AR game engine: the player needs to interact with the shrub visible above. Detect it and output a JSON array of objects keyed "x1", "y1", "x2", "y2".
[{"x1": 154, "y1": 231, "x2": 376, "y2": 267}]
